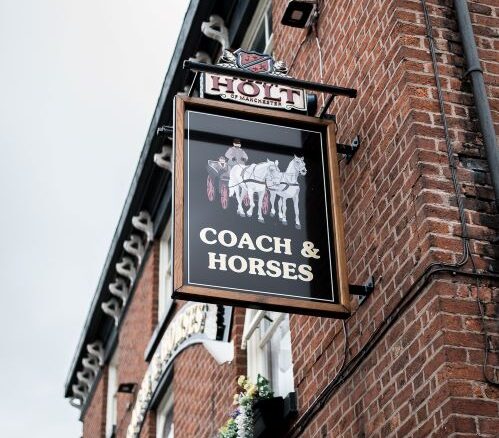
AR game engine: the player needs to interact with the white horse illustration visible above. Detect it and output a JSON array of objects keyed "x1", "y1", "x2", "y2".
[
  {"x1": 269, "y1": 156, "x2": 307, "y2": 229},
  {"x1": 229, "y1": 159, "x2": 280, "y2": 223}
]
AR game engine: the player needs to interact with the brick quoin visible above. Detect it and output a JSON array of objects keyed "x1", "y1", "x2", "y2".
[{"x1": 78, "y1": 0, "x2": 498, "y2": 437}]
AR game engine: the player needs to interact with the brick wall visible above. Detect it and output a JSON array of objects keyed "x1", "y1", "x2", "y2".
[
  {"x1": 272, "y1": 0, "x2": 498, "y2": 436},
  {"x1": 172, "y1": 307, "x2": 246, "y2": 437},
  {"x1": 81, "y1": 243, "x2": 160, "y2": 438},
  {"x1": 133, "y1": 304, "x2": 247, "y2": 438},
  {"x1": 82, "y1": 370, "x2": 107, "y2": 438},
  {"x1": 288, "y1": 277, "x2": 498, "y2": 438},
  {"x1": 115, "y1": 244, "x2": 159, "y2": 438}
]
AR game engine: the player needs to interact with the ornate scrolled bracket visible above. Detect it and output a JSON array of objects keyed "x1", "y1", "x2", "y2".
[
  {"x1": 101, "y1": 298, "x2": 122, "y2": 326},
  {"x1": 87, "y1": 341, "x2": 104, "y2": 366},
  {"x1": 153, "y1": 145, "x2": 172, "y2": 171},
  {"x1": 69, "y1": 396, "x2": 83, "y2": 410},
  {"x1": 132, "y1": 211, "x2": 154, "y2": 243},
  {"x1": 109, "y1": 277, "x2": 129, "y2": 305},
  {"x1": 116, "y1": 256, "x2": 137, "y2": 284},
  {"x1": 82, "y1": 355, "x2": 100, "y2": 376},
  {"x1": 123, "y1": 234, "x2": 145, "y2": 265},
  {"x1": 201, "y1": 15, "x2": 229, "y2": 52},
  {"x1": 76, "y1": 369, "x2": 94, "y2": 389},
  {"x1": 189, "y1": 51, "x2": 212, "y2": 64},
  {"x1": 72, "y1": 383, "x2": 88, "y2": 400}
]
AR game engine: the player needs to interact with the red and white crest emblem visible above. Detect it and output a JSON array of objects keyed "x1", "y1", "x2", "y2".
[{"x1": 235, "y1": 49, "x2": 274, "y2": 73}]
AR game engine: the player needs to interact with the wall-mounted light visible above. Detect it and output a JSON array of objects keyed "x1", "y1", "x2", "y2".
[
  {"x1": 281, "y1": 0, "x2": 317, "y2": 28},
  {"x1": 117, "y1": 383, "x2": 137, "y2": 394}
]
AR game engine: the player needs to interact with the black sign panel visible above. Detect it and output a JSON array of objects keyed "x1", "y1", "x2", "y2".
[{"x1": 173, "y1": 96, "x2": 350, "y2": 317}]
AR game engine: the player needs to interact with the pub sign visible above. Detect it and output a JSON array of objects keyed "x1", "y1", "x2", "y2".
[
  {"x1": 200, "y1": 49, "x2": 308, "y2": 112},
  {"x1": 173, "y1": 96, "x2": 350, "y2": 317}
]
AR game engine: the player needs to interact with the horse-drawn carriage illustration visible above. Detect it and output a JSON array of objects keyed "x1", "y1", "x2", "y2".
[
  {"x1": 206, "y1": 139, "x2": 270, "y2": 213},
  {"x1": 205, "y1": 138, "x2": 307, "y2": 228},
  {"x1": 206, "y1": 158, "x2": 231, "y2": 209}
]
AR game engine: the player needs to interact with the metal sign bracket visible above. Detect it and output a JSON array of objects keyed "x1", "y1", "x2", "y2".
[
  {"x1": 336, "y1": 136, "x2": 361, "y2": 162},
  {"x1": 349, "y1": 276, "x2": 375, "y2": 304},
  {"x1": 184, "y1": 60, "x2": 357, "y2": 99}
]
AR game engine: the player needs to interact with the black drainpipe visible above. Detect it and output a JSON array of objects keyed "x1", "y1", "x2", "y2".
[{"x1": 454, "y1": 0, "x2": 499, "y2": 212}]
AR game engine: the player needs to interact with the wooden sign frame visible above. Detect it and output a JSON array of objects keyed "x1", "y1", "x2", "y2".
[{"x1": 172, "y1": 95, "x2": 350, "y2": 318}]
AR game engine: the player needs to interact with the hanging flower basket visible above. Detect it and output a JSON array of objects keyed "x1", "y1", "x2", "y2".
[
  {"x1": 252, "y1": 396, "x2": 286, "y2": 438},
  {"x1": 218, "y1": 375, "x2": 275, "y2": 438}
]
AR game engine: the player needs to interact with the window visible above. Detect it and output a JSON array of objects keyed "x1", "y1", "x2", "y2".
[
  {"x1": 242, "y1": 309, "x2": 295, "y2": 398},
  {"x1": 105, "y1": 351, "x2": 119, "y2": 438},
  {"x1": 156, "y1": 386, "x2": 174, "y2": 438},
  {"x1": 242, "y1": 0, "x2": 273, "y2": 54},
  {"x1": 158, "y1": 219, "x2": 173, "y2": 322}
]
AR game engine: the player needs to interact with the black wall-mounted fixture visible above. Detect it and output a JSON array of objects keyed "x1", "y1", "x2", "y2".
[
  {"x1": 336, "y1": 136, "x2": 361, "y2": 163},
  {"x1": 350, "y1": 276, "x2": 375, "y2": 305},
  {"x1": 281, "y1": 1, "x2": 317, "y2": 28},
  {"x1": 117, "y1": 383, "x2": 137, "y2": 394}
]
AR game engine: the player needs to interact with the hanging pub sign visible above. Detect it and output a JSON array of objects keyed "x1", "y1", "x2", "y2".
[
  {"x1": 200, "y1": 49, "x2": 308, "y2": 112},
  {"x1": 172, "y1": 95, "x2": 350, "y2": 317}
]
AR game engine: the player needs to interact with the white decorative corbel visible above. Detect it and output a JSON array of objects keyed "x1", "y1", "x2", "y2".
[
  {"x1": 153, "y1": 145, "x2": 172, "y2": 171},
  {"x1": 116, "y1": 256, "x2": 137, "y2": 284},
  {"x1": 131, "y1": 211, "x2": 154, "y2": 243},
  {"x1": 72, "y1": 383, "x2": 88, "y2": 400},
  {"x1": 201, "y1": 15, "x2": 229, "y2": 52},
  {"x1": 76, "y1": 370, "x2": 94, "y2": 389},
  {"x1": 101, "y1": 298, "x2": 121, "y2": 326},
  {"x1": 82, "y1": 355, "x2": 100, "y2": 376},
  {"x1": 189, "y1": 51, "x2": 212, "y2": 64},
  {"x1": 87, "y1": 341, "x2": 104, "y2": 366},
  {"x1": 69, "y1": 396, "x2": 83, "y2": 410},
  {"x1": 124, "y1": 234, "x2": 145, "y2": 265},
  {"x1": 109, "y1": 277, "x2": 129, "y2": 305}
]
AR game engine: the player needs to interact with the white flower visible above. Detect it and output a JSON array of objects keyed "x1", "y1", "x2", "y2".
[{"x1": 235, "y1": 403, "x2": 253, "y2": 438}]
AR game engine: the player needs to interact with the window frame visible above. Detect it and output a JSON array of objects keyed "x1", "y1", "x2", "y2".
[
  {"x1": 241, "y1": 0, "x2": 274, "y2": 54},
  {"x1": 105, "y1": 351, "x2": 119, "y2": 438},
  {"x1": 156, "y1": 385, "x2": 174, "y2": 438},
  {"x1": 242, "y1": 309, "x2": 295, "y2": 399},
  {"x1": 158, "y1": 218, "x2": 173, "y2": 323}
]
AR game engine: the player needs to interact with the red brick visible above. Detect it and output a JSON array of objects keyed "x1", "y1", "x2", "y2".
[
  {"x1": 83, "y1": 371, "x2": 107, "y2": 438},
  {"x1": 478, "y1": 417, "x2": 499, "y2": 435},
  {"x1": 452, "y1": 398, "x2": 498, "y2": 417}
]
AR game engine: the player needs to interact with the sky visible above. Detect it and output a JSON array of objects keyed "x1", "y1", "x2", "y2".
[{"x1": 0, "y1": 0, "x2": 189, "y2": 436}]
